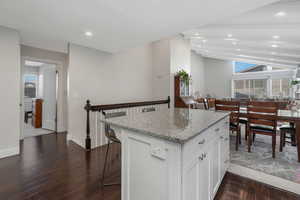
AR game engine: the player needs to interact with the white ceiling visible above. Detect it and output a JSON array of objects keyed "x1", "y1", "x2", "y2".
[
  {"x1": 0, "y1": 0, "x2": 276, "y2": 53},
  {"x1": 183, "y1": 0, "x2": 300, "y2": 68}
]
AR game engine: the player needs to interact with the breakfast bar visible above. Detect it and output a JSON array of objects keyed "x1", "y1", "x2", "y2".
[{"x1": 101, "y1": 108, "x2": 230, "y2": 200}]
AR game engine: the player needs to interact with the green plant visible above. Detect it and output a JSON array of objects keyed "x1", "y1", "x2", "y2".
[
  {"x1": 291, "y1": 80, "x2": 300, "y2": 86},
  {"x1": 176, "y1": 69, "x2": 191, "y2": 85}
]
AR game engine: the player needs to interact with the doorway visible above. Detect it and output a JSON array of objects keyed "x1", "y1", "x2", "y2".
[{"x1": 21, "y1": 59, "x2": 58, "y2": 138}]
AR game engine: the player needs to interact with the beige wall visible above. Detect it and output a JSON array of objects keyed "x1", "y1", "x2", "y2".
[
  {"x1": 0, "y1": 26, "x2": 20, "y2": 158},
  {"x1": 21, "y1": 45, "x2": 68, "y2": 132},
  {"x1": 68, "y1": 43, "x2": 154, "y2": 148}
]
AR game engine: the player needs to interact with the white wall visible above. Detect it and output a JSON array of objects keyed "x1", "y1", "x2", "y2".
[
  {"x1": 190, "y1": 54, "x2": 233, "y2": 98},
  {"x1": 190, "y1": 51, "x2": 205, "y2": 97},
  {"x1": 152, "y1": 35, "x2": 191, "y2": 105},
  {"x1": 68, "y1": 43, "x2": 154, "y2": 148},
  {"x1": 21, "y1": 45, "x2": 68, "y2": 132},
  {"x1": 0, "y1": 26, "x2": 20, "y2": 159},
  {"x1": 152, "y1": 39, "x2": 171, "y2": 99},
  {"x1": 169, "y1": 36, "x2": 191, "y2": 107},
  {"x1": 203, "y1": 57, "x2": 233, "y2": 98}
]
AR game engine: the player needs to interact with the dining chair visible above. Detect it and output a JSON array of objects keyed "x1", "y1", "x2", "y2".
[
  {"x1": 207, "y1": 98, "x2": 216, "y2": 110},
  {"x1": 247, "y1": 101, "x2": 278, "y2": 158},
  {"x1": 280, "y1": 123, "x2": 297, "y2": 152},
  {"x1": 215, "y1": 100, "x2": 241, "y2": 150},
  {"x1": 195, "y1": 98, "x2": 208, "y2": 109},
  {"x1": 102, "y1": 111, "x2": 126, "y2": 187}
]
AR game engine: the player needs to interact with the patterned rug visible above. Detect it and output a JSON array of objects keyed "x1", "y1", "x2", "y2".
[{"x1": 230, "y1": 126, "x2": 300, "y2": 184}]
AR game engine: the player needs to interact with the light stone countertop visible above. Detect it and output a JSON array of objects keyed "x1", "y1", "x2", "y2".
[{"x1": 100, "y1": 108, "x2": 230, "y2": 144}]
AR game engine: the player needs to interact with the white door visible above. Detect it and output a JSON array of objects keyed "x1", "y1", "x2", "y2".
[{"x1": 41, "y1": 64, "x2": 57, "y2": 131}]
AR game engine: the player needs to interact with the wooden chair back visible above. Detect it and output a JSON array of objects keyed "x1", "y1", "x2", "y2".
[
  {"x1": 247, "y1": 101, "x2": 278, "y2": 131},
  {"x1": 207, "y1": 98, "x2": 216, "y2": 109},
  {"x1": 196, "y1": 98, "x2": 207, "y2": 109},
  {"x1": 215, "y1": 100, "x2": 240, "y2": 125}
]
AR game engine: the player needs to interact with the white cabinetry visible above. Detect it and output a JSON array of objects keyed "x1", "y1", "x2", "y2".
[
  {"x1": 183, "y1": 146, "x2": 210, "y2": 200},
  {"x1": 120, "y1": 116, "x2": 230, "y2": 200}
]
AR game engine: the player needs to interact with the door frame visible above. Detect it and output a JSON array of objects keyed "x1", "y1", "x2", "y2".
[{"x1": 20, "y1": 56, "x2": 62, "y2": 139}]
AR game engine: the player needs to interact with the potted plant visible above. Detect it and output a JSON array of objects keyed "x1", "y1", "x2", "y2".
[
  {"x1": 175, "y1": 69, "x2": 191, "y2": 85},
  {"x1": 291, "y1": 80, "x2": 300, "y2": 86}
]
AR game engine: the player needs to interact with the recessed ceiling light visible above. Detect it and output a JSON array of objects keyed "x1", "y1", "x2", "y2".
[
  {"x1": 275, "y1": 11, "x2": 286, "y2": 17},
  {"x1": 232, "y1": 41, "x2": 237, "y2": 45},
  {"x1": 236, "y1": 49, "x2": 241, "y2": 51},
  {"x1": 84, "y1": 31, "x2": 93, "y2": 37},
  {"x1": 227, "y1": 34, "x2": 233, "y2": 38},
  {"x1": 271, "y1": 44, "x2": 279, "y2": 48},
  {"x1": 272, "y1": 35, "x2": 280, "y2": 39},
  {"x1": 271, "y1": 52, "x2": 277, "y2": 55},
  {"x1": 224, "y1": 38, "x2": 238, "y2": 41},
  {"x1": 202, "y1": 40, "x2": 207, "y2": 43}
]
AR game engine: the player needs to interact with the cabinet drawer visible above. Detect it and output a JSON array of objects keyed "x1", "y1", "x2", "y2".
[{"x1": 183, "y1": 118, "x2": 226, "y2": 164}]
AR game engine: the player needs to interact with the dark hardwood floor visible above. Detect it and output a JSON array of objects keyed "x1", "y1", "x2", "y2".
[{"x1": 0, "y1": 133, "x2": 299, "y2": 200}]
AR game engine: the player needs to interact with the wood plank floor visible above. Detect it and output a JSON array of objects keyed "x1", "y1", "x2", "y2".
[{"x1": 0, "y1": 133, "x2": 299, "y2": 200}]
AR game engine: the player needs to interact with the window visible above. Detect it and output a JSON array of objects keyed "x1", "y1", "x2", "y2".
[
  {"x1": 234, "y1": 62, "x2": 263, "y2": 73},
  {"x1": 234, "y1": 61, "x2": 292, "y2": 74},
  {"x1": 232, "y1": 61, "x2": 295, "y2": 98},
  {"x1": 233, "y1": 79, "x2": 267, "y2": 98},
  {"x1": 24, "y1": 74, "x2": 38, "y2": 98},
  {"x1": 271, "y1": 78, "x2": 290, "y2": 97}
]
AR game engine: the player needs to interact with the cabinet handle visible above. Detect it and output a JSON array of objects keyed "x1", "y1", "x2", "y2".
[
  {"x1": 215, "y1": 128, "x2": 220, "y2": 132},
  {"x1": 198, "y1": 139, "x2": 205, "y2": 145},
  {"x1": 199, "y1": 155, "x2": 204, "y2": 160},
  {"x1": 220, "y1": 136, "x2": 224, "y2": 139}
]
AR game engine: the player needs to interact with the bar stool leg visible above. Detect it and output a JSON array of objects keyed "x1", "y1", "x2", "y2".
[
  {"x1": 102, "y1": 141, "x2": 110, "y2": 187},
  {"x1": 101, "y1": 141, "x2": 121, "y2": 187}
]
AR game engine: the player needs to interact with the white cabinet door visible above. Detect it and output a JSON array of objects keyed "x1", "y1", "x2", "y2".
[
  {"x1": 183, "y1": 148, "x2": 210, "y2": 200},
  {"x1": 198, "y1": 150, "x2": 210, "y2": 200},
  {"x1": 122, "y1": 130, "x2": 181, "y2": 200},
  {"x1": 209, "y1": 138, "x2": 221, "y2": 198},
  {"x1": 220, "y1": 135, "x2": 230, "y2": 180}
]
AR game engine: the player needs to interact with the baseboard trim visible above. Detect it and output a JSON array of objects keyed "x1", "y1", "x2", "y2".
[
  {"x1": 66, "y1": 133, "x2": 72, "y2": 141},
  {"x1": 0, "y1": 146, "x2": 20, "y2": 159},
  {"x1": 228, "y1": 163, "x2": 300, "y2": 195},
  {"x1": 66, "y1": 134, "x2": 85, "y2": 149}
]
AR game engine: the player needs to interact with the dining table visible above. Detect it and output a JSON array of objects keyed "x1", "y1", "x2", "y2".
[{"x1": 239, "y1": 108, "x2": 300, "y2": 162}]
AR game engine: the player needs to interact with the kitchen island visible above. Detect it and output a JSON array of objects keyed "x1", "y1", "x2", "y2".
[{"x1": 101, "y1": 108, "x2": 230, "y2": 200}]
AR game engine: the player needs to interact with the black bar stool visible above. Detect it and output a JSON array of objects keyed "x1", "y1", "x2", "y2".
[{"x1": 102, "y1": 111, "x2": 125, "y2": 187}]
